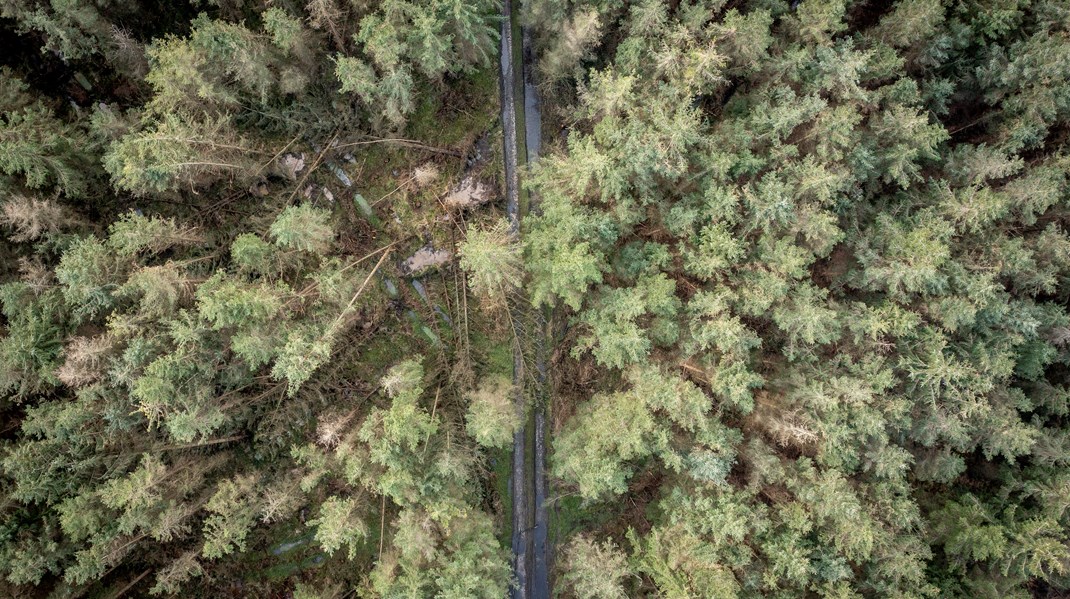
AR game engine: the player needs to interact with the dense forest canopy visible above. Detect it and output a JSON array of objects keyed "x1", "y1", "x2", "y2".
[
  {"x1": 527, "y1": 0, "x2": 1070, "y2": 597},
  {"x1": 0, "y1": 0, "x2": 1068, "y2": 598}
]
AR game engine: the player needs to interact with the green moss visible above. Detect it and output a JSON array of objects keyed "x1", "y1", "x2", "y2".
[
  {"x1": 549, "y1": 494, "x2": 616, "y2": 548},
  {"x1": 408, "y1": 67, "x2": 500, "y2": 149},
  {"x1": 490, "y1": 445, "x2": 515, "y2": 548},
  {"x1": 359, "y1": 336, "x2": 412, "y2": 372},
  {"x1": 469, "y1": 328, "x2": 514, "y2": 378}
]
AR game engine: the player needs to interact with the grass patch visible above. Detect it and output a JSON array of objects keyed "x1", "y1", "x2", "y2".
[
  {"x1": 490, "y1": 444, "x2": 515, "y2": 548},
  {"x1": 549, "y1": 493, "x2": 615, "y2": 548},
  {"x1": 408, "y1": 67, "x2": 500, "y2": 149},
  {"x1": 359, "y1": 335, "x2": 413, "y2": 372}
]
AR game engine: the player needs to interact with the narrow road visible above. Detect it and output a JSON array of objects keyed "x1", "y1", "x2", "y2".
[
  {"x1": 522, "y1": 24, "x2": 550, "y2": 599},
  {"x1": 500, "y1": 1, "x2": 550, "y2": 597}
]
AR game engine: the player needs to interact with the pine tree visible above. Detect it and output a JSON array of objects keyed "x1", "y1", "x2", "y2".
[
  {"x1": 559, "y1": 535, "x2": 628, "y2": 599},
  {"x1": 0, "y1": 70, "x2": 89, "y2": 196},
  {"x1": 464, "y1": 375, "x2": 518, "y2": 448},
  {"x1": 310, "y1": 496, "x2": 368, "y2": 559},
  {"x1": 104, "y1": 112, "x2": 260, "y2": 194},
  {"x1": 201, "y1": 475, "x2": 261, "y2": 559},
  {"x1": 269, "y1": 204, "x2": 335, "y2": 256},
  {"x1": 458, "y1": 218, "x2": 522, "y2": 307}
]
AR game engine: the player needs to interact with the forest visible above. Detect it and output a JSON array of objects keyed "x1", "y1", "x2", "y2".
[{"x1": 1, "y1": 0, "x2": 1069, "y2": 597}]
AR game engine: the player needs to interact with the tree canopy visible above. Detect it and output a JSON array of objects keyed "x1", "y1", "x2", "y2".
[{"x1": 2, "y1": 0, "x2": 1070, "y2": 597}]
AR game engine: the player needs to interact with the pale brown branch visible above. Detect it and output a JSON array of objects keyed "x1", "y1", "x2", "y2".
[
  {"x1": 371, "y1": 174, "x2": 417, "y2": 207},
  {"x1": 329, "y1": 249, "x2": 393, "y2": 332},
  {"x1": 255, "y1": 130, "x2": 306, "y2": 176},
  {"x1": 109, "y1": 569, "x2": 151, "y2": 599},
  {"x1": 164, "y1": 161, "x2": 244, "y2": 169},
  {"x1": 333, "y1": 137, "x2": 462, "y2": 157},
  {"x1": 288, "y1": 241, "x2": 399, "y2": 307},
  {"x1": 288, "y1": 132, "x2": 339, "y2": 203},
  {"x1": 421, "y1": 385, "x2": 441, "y2": 456},
  {"x1": 157, "y1": 434, "x2": 245, "y2": 451},
  {"x1": 378, "y1": 494, "x2": 386, "y2": 561},
  {"x1": 134, "y1": 136, "x2": 269, "y2": 155}
]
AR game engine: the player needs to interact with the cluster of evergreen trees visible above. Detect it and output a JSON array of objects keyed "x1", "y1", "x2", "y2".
[
  {"x1": 525, "y1": 0, "x2": 1070, "y2": 597},
  {"x1": 1, "y1": 0, "x2": 514, "y2": 597}
]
